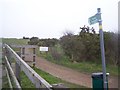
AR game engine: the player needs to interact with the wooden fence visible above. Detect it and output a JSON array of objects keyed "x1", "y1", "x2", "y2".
[{"x1": 4, "y1": 44, "x2": 53, "y2": 89}]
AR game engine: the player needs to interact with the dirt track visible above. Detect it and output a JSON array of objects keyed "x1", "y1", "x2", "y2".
[
  {"x1": 24, "y1": 48, "x2": 118, "y2": 88},
  {"x1": 35, "y1": 57, "x2": 118, "y2": 88}
]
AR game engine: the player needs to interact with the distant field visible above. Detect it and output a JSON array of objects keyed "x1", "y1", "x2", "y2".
[{"x1": 2, "y1": 38, "x2": 29, "y2": 45}]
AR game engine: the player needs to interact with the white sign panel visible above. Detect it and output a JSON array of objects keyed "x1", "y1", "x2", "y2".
[{"x1": 39, "y1": 47, "x2": 48, "y2": 52}]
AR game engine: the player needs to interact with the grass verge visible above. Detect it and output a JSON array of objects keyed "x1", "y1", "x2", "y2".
[
  {"x1": 20, "y1": 67, "x2": 85, "y2": 88},
  {"x1": 20, "y1": 71, "x2": 35, "y2": 88},
  {"x1": 33, "y1": 67, "x2": 85, "y2": 88},
  {"x1": 40, "y1": 52, "x2": 119, "y2": 76}
]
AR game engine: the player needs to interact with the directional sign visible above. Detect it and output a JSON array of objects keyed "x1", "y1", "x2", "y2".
[{"x1": 88, "y1": 14, "x2": 101, "y2": 25}]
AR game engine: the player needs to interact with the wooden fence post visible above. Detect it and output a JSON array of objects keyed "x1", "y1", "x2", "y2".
[
  {"x1": 15, "y1": 62, "x2": 21, "y2": 85},
  {"x1": 33, "y1": 48, "x2": 35, "y2": 54},
  {"x1": 22, "y1": 47, "x2": 25, "y2": 55},
  {"x1": 5, "y1": 47, "x2": 12, "y2": 65},
  {"x1": 33, "y1": 48, "x2": 36, "y2": 68},
  {"x1": 21, "y1": 47, "x2": 25, "y2": 61},
  {"x1": 16, "y1": 51, "x2": 21, "y2": 85}
]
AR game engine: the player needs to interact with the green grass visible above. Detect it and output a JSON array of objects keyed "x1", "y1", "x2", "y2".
[
  {"x1": 33, "y1": 67, "x2": 85, "y2": 88},
  {"x1": 2, "y1": 76, "x2": 10, "y2": 88},
  {"x1": 41, "y1": 52, "x2": 119, "y2": 76},
  {"x1": 2, "y1": 38, "x2": 29, "y2": 45},
  {"x1": 20, "y1": 71, "x2": 35, "y2": 88},
  {"x1": 2, "y1": 65, "x2": 10, "y2": 88},
  {"x1": 33, "y1": 67, "x2": 61, "y2": 84},
  {"x1": 20, "y1": 67, "x2": 85, "y2": 88}
]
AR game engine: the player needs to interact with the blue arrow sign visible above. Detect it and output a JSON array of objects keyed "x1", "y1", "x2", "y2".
[{"x1": 88, "y1": 13, "x2": 101, "y2": 25}]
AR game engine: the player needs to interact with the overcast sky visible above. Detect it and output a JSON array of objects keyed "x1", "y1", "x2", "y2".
[{"x1": 0, "y1": 0, "x2": 119, "y2": 39}]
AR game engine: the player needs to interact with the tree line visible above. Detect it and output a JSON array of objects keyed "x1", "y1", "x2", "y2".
[
  {"x1": 28, "y1": 37, "x2": 59, "y2": 47},
  {"x1": 28, "y1": 26, "x2": 118, "y2": 66}
]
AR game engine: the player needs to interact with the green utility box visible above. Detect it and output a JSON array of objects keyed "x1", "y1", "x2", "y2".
[{"x1": 92, "y1": 72, "x2": 109, "y2": 90}]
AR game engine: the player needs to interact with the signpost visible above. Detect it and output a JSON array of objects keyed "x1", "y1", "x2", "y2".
[{"x1": 88, "y1": 8, "x2": 107, "y2": 90}]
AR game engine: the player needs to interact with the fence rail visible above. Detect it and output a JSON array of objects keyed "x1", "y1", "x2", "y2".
[
  {"x1": 5, "y1": 56, "x2": 21, "y2": 89},
  {"x1": 5, "y1": 66, "x2": 13, "y2": 89},
  {"x1": 4, "y1": 44, "x2": 53, "y2": 89}
]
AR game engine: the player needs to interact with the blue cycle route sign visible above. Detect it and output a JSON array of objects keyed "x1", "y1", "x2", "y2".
[{"x1": 88, "y1": 13, "x2": 101, "y2": 25}]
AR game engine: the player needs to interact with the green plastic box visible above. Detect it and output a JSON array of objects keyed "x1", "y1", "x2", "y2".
[{"x1": 92, "y1": 72, "x2": 109, "y2": 90}]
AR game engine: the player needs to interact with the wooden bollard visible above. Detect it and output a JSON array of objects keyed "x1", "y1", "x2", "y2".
[
  {"x1": 33, "y1": 48, "x2": 36, "y2": 68},
  {"x1": 21, "y1": 47, "x2": 25, "y2": 61},
  {"x1": 33, "y1": 56, "x2": 35, "y2": 68}
]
